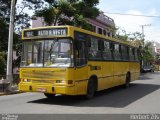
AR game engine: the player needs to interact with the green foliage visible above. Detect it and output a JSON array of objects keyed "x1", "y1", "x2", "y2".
[
  {"x1": 0, "y1": 0, "x2": 23, "y2": 73},
  {"x1": 129, "y1": 33, "x2": 154, "y2": 62},
  {"x1": 130, "y1": 32, "x2": 144, "y2": 41},
  {"x1": 83, "y1": 0, "x2": 99, "y2": 6},
  {"x1": 0, "y1": 18, "x2": 21, "y2": 52},
  {"x1": 0, "y1": 50, "x2": 7, "y2": 76},
  {"x1": 115, "y1": 35, "x2": 128, "y2": 41},
  {"x1": 115, "y1": 27, "x2": 155, "y2": 63},
  {"x1": 13, "y1": 41, "x2": 22, "y2": 68},
  {"x1": 115, "y1": 28, "x2": 129, "y2": 41},
  {"x1": 136, "y1": 41, "x2": 154, "y2": 64},
  {"x1": 155, "y1": 54, "x2": 160, "y2": 64},
  {"x1": 0, "y1": 0, "x2": 11, "y2": 22},
  {"x1": 0, "y1": 52, "x2": 6, "y2": 59},
  {"x1": 24, "y1": 0, "x2": 45, "y2": 10},
  {"x1": 143, "y1": 42, "x2": 154, "y2": 62},
  {"x1": 34, "y1": 0, "x2": 100, "y2": 30},
  {"x1": 0, "y1": 0, "x2": 31, "y2": 32},
  {"x1": 0, "y1": 54, "x2": 6, "y2": 75},
  {"x1": 0, "y1": 18, "x2": 9, "y2": 52}
]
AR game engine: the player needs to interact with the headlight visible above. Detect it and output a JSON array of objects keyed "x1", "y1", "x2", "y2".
[
  {"x1": 56, "y1": 80, "x2": 66, "y2": 83},
  {"x1": 56, "y1": 80, "x2": 73, "y2": 84},
  {"x1": 23, "y1": 79, "x2": 31, "y2": 82}
]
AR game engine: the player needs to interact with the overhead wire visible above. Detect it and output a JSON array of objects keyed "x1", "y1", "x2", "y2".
[{"x1": 103, "y1": 12, "x2": 160, "y2": 18}]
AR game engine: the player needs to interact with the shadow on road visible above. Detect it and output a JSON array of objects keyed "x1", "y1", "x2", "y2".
[{"x1": 28, "y1": 83, "x2": 160, "y2": 108}]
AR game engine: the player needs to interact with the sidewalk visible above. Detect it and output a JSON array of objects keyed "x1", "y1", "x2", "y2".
[
  {"x1": 0, "y1": 75, "x2": 20, "y2": 96},
  {"x1": 0, "y1": 90, "x2": 21, "y2": 96},
  {"x1": 0, "y1": 80, "x2": 21, "y2": 96}
]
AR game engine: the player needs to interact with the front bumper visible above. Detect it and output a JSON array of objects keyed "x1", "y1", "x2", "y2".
[{"x1": 18, "y1": 83, "x2": 76, "y2": 95}]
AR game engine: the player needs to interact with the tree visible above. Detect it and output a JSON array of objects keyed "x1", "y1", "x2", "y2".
[
  {"x1": 0, "y1": 18, "x2": 20, "y2": 51},
  {"x1": 155, "y1": 54, "x2": 160, "y2": 65},
  {"x1": 0, "y1": 0, "x2": 28, "y2": 75},
  {"x1": 129, "y1": 32, "x2": 144, "y2": 47},
  {"x1": 0, "y1": 52, "x2": 6, "y2": 75},
  {"x1": 114, "y1": 28, "x2": 155, "y2": 69},
  {"x1": 34, "y1": 0, "x2": 100, "y2": 30},
  {"x1": 0, "y1": 18, "x2": 9, "y2": 52},
  {"x1": 127, "y1": 32, "x2": 154, "y2": 63},
  {"x1": 143, "y1": 41, "x2": 154, "y2": 62},
  {"x1": 0, "y1": 0, "x2": 31, "y2": 51},
  {"x1": 0, "y1": 0, "x2": 30, "y2": 32},
  {"x1": 114, "y1": 27, "x2": 130, "y2": 41},
  {"x1": 0, "y1": 0, "x2": 11, "y2": 22}
]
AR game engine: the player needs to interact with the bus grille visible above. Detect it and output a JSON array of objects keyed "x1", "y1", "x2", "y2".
[
  {"x1": 32, "y1": 80, "x2": 54, "y2": 83},
  {"x1": 21, "y1": 70, "x2": 65, "y2": 79}
]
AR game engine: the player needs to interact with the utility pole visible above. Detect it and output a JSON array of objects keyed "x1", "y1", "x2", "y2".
[
  {"x1": 139, "y1": 24, "x2": 151, "y2": 72},
  {"x1": 6, "y1": 0, "x2": 16, "y2": 81},
  {"x1": 140, "y1": 24, "x2": 151, "y2": 45}
]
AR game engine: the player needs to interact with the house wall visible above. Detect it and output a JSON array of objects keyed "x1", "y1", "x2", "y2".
[
  {"x1": 32, "y1": 12, "x2": 115, "y2": 37},
  {"x1": 13, "y1": 51, "x2": 18, "y2": 74}
]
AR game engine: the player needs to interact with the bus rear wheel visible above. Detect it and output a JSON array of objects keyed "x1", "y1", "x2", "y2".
[
  {"x1": 124, "y1": 73, "x2": 131, "y2": 88},
  {"x1": 85, "y1": 79, "x2": 96, "y2": 99},
  {"x1": 44, "y1": 93, "x2": 55, "y2": 99}
]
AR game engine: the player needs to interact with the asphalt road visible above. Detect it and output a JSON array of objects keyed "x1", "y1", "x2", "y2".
[{"x1": 0, "y1": 72, "x2": 160, "y2": 114}]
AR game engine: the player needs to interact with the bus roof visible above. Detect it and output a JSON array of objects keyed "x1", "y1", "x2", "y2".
[
  {"x1": 72, "y1": 26, "x2": 138, "y2": 48},
  {"x1": 22, "y1": 25, "x2": 138, "y2": 48}
]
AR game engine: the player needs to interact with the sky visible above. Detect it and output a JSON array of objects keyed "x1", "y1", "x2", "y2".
[
  {"x1": 97, "y1": 0, "x2": 160, "y2": 43},
  {"x1": 17, "y1": 0, "x2": 160, "y2": 43}
]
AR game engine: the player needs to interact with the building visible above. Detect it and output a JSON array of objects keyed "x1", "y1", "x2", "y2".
[
  {"x1": 157, "y1": 49, "x2": 160, "y2": 53},
  {"x1": 13, "y1": 51, "x2": 18, "y2": 74},
  {"x1": 146, "y1": 42, "x2": 160, "y2": 58},
  {"x1": 155, "y1": 42, "x2": 160, "y2": 54},
  {"x1": 32, "y1": 12, "x2": 115, "y2": 37},
  {"x1": 86, "y1": 12, "x2": 115, "y2": 37}
]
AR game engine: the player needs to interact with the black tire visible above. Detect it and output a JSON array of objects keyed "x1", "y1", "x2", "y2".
[
  {"x1": 44, "y1": 93, "x2": 55, "y2": 99},
  {"x1": 151, "y1": 69, "x2": 154, "y2": 72},
  {"x1": 124, "y1": 73, "x2": 130, "y2": 88},
  {"x1": 85, "y1": 79, "x2": 96, "y2": 99}
]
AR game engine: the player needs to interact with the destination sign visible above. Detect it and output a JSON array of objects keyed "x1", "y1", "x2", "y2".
[{"x1": 24, "y1": 28, "x2": 67, "y2": 38}]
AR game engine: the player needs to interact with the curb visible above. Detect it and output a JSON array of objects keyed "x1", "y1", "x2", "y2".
[{"x1": 0, "y1": 91, "x2": 23, "y2": 96}]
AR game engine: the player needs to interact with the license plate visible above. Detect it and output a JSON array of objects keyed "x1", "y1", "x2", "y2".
[{"x1": 37, "y1": 88, "x2": 46, "y2": 92}]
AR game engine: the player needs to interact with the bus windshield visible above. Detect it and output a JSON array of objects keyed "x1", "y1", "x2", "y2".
[{"x1": 21, "y1": 38, "x2": 73, "y2": 67}]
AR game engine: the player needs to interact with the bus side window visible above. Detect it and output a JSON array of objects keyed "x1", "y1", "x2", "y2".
[
  {"x1": 119, "y1": 44, "x2": 122, "y2": 60},
  {"x1": 129, "y1": 47, "x2": 135, "y2": 61},
  {"x1": 76, "y1": 40, "x2": 87, "y2": 66},
  {"x1": 110, "y1": 42, "x2": 114, "y2": 60},
  {"x1": 114, "y1": 43, "x2": 121, "y2": 60},
  {"x1": 132, "y1": 48, "x2": 136, "y2": 61},
  {"x1": 74, "y1": 31, "x2": 87, "y2": 66},
  {"x1": 135, "y1": 48, "x2": 138, "y2": 61},
  {"x1": 103, "y1": 41, "x2": 112, "y2": 60},
  {"x1": 121, "y1": 45, "x2": 129, "y2": 61},
  {"x1": 126, "y1": 46, "x2": 129, "y2": 61},
  {"x1": 88, "y1": 37, "x2": 101, "y2": 60}
]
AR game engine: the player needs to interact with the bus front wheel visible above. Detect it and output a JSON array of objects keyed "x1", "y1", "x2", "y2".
[{"x1": 85, "y1": 79, "x2": 96, "y2": 99}]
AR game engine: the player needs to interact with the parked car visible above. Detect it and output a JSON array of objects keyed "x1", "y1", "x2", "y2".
[{"x1": 141, "y1": 65, "x2": 155, "y2": 73}]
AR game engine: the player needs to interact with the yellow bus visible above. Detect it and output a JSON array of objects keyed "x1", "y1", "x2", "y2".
[{"x1": 19, "y1": 26, "x2": 140, "y2": 99}]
